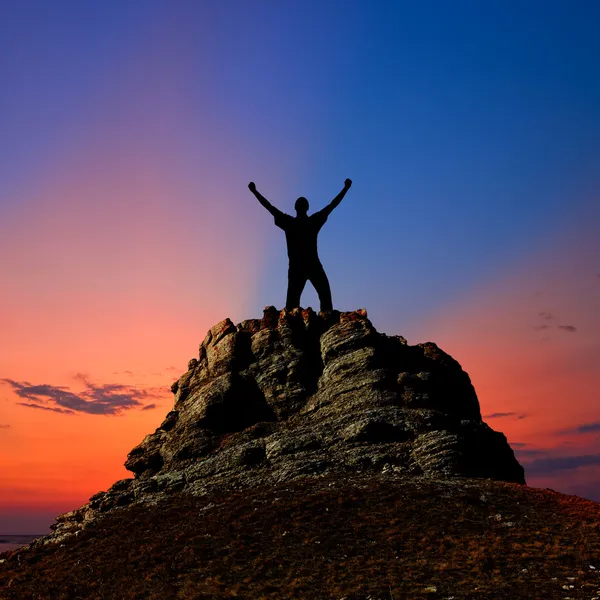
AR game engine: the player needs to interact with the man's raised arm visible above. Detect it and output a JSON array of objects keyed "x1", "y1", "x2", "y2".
[
  {"x1": 248, "y1": 182, "x2": 284, "y2": 219},
  {"x1": 321, "y1": 178, "x2": 352, "y2": 218}
]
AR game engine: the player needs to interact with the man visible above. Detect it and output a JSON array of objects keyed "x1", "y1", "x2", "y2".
[{"x1": 248, "y1": 179, "x2": 352, "y2": 312}]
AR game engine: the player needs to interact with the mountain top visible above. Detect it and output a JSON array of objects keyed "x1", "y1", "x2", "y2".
[
  {"x1": 48, "y1": 307, "x2": 523, "y2": 544},
  {"x1": 5, "y1": 308, "x2": 588, "y2": 599}
]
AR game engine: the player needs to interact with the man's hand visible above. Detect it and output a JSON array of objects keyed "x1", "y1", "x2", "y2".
[
  {"x1": 248, "y1": 181, "x2": 257, "y2": 192},
  {"x1": 344, "y1": 178, "x2": 352, "y2": 189}
]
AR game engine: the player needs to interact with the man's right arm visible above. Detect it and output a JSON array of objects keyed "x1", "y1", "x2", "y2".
[{"x1": 248, "y1": 182, "x2": 284, "y2": 219}]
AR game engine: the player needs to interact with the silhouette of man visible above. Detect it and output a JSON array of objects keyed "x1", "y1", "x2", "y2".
[{"x1": 249, "y1": 179, "x2": 352, "y2": 312}]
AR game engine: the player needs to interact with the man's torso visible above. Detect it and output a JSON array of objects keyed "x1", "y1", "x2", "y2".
[{"x1": 275, "y1": 212, "x2": 327, "y2": 267}]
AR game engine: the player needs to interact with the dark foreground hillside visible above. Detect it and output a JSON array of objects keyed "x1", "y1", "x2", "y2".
[{"x1": 2, "y1": 474, "x2": 600, "y2": 600}]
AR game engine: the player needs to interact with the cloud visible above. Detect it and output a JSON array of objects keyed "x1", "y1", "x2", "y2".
[
  {"x1": 509, "y1": 442, "x2": 545, "y2": 457},
  {"x1": 0, "y1": 424, "x2": 10, "y2": 429},
  {"x1": 525, "y1": 454, "x2": 600, "y2": 475},
  {"x1": 514, "y1": 448, "x2": 545, "y2": 458},
  {"x1": 557, "y1": 325, "x2": 577, "y2": 333},
  {"x1": 165, "y1": 366, "x2": 179, "y2": 372},
  {"x1": 483, "y1": 412, "x2": 528, "y2": 420},
  {"x1": 532, "y1": 311, "x2": 559, "y2": 332},
  {"x1": 1, "y1": 376, "x2": 168, "y2": 416},
  {"x1": 16, "y1": 402, "x2": 75, "y2": 414},
  {"x1": 142, "y1": 403, "x2": 158, "y2": 411},
  {"x1": 574, "y1": 422, "x2": 600, "y2": 434},
  {"x1": 559, "y1": 421, "x2": 600, "y2": 435}
]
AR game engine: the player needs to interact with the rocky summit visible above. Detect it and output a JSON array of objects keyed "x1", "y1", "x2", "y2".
[
  {"x1": 6, "y1": 309, "x2": 600, "y2": 600},
  {"x1": 48, "y1": 307, "x2": 524, "y2": 543}
]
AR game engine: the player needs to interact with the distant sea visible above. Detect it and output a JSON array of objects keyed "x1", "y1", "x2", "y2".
[{"x1": 0, "y1": 534, "x2": 42, "y2": 555}]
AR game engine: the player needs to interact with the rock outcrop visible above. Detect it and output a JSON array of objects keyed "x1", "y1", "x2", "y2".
[{"x1": 49, "y1": 307, "x2": 524, "y2": 542}]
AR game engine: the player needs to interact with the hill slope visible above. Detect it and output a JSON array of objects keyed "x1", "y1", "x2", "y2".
[{"x1": 2, "y1": 474, "x2": 600, "y2": 599}]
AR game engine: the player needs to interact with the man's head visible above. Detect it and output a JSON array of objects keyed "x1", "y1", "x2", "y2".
[{"x1": 295, "y1": 197, "x2": 309, "y2": 216}]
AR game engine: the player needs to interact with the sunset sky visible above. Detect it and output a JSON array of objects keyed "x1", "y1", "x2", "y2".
[{"x1": 1, "y1": 1, "x2": 600, "y2": 534}]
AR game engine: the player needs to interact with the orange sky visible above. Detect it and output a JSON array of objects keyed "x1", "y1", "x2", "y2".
[
  {"x1": 2, "y1": 181, "x2": 599, "y2": 532},
  {"x1": 3, "y1": 192, "x2": 600, "y2": 533},
  {"x1": 403, "y1": 207, "x2": 600, "y2": 497},
  {"x1": 0, "y1": 132, "x2": 273, "y2": 531}
]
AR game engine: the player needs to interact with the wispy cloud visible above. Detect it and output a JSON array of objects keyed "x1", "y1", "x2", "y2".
[
  {"x1": 483, "y1": 412, "x2": 528, "y2": 420},
  {"x1": 16, "y1": 402, "x2": 75, "y2": 414},
  {"x1": 0, "y1": 424, "x2": 10, "y2": 429},
  {"x1": 510, "y1": 442, "x2": 545, "y2": 457},
  {"x1": 1, "y1": 376, "x2": 168, "y2": 416},
  {"x1": 142, "y1": 403, "x2": 158, "y2": 411},
  {"x1": 525, "y1": 454, "x2": 600, "y2": 474},
  {"x1": 558, "y1": 421, "x2": 600, "y2": 435},
  {"x1": 514, "y1": 448, "x2": 545, "y2": 458},
  {"x1": 533, "y1": 313, "x2": 578, "y2": 335}
]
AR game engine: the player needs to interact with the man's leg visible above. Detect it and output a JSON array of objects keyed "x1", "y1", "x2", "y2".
[
  {"x1": 286, "y1": 267, "x2": 307, "y2": 309},
  {"x1": 309, "y1": 263, "x2": 333, "y2": 312}
]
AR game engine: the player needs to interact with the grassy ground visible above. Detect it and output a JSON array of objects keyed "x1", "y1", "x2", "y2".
[{"x1": 1, "y1": 474, "x2": 599, "y2": 599}]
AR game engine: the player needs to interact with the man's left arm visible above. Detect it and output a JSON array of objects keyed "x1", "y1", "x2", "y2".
[{"x1": 320, "y1": 178, "x2": 352, "y2": 218}]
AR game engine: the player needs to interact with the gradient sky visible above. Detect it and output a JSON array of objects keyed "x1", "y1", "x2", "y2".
[{"x1": 1, "y1": 1, "x2": 599, "y2": 534}]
